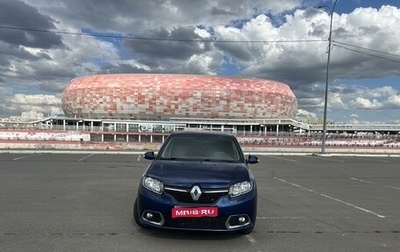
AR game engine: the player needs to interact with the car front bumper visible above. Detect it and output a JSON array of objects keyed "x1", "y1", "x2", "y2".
[{"x1": 135, "y1": 185, "x2": 257, "y2": 232}]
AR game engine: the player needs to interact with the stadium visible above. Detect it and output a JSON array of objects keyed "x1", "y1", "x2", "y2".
[
  {"x1": 62, "y1": 74, "x2": 297, "y2": 121},
  {"x1": 1, "y1": 74, "x2": 400, "y2": 151},
  {"x1": 57, "y1": 73, "x2": 300, "y2": 143}
]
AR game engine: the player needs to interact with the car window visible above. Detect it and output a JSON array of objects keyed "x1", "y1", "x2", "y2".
[{"x1": 159, "y1": 136, "x2": 240, "y2": 162}]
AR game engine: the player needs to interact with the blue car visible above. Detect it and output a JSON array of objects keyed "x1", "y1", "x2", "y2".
[{"x1": 133, "y1": 131, "x2": 258, "y2": 234}]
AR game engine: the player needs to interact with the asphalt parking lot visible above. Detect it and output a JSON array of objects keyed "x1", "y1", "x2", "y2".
[{"x1": 0, "y1": 152, "x2": 399, "y2": 252}]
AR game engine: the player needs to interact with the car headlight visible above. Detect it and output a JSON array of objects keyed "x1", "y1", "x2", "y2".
[
  {"x1": 229, "y1": 181, "x2": 253, "y2": 197},
  {"x1": 143, "y1": 176, "x2": 164, "y2": 194}
]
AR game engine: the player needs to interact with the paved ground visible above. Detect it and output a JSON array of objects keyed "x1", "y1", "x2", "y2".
[{"x1": 0, "y1": 153, "x2": 399, "y2": 252}]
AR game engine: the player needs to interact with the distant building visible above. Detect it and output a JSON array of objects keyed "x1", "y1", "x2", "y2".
[
  {"x1": 21, "y1": 111, "x2": 44, "y2": 121},
  {"x1": 0, "y1": 111, "x2": 44, "y2": 122}
]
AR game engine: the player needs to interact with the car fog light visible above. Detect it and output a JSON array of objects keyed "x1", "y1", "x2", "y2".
[
  {"x1": 141, "y1": 211, "x2": 165, "y2": 226},
  {"x1": 226, "y1": 215, "x2": 251, "y2": 229}
]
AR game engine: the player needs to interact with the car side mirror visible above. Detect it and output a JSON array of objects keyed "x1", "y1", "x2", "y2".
[
  {"x1": 144, "y1": 151, "x2": 155, "y2": 160},
  {"x1": 246, "y1": 155, "x2": 259, "y2": 164}
]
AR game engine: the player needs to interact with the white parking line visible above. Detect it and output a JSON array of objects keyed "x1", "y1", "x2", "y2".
[
  {"x1": 268, "y1": 156, "x2": 298, "y2": 162},
  {"x1": 306, "y1": 156, "x2": 345, "y2": 163},
  {"x1": 13, "y1": 154, "x2": 45, "y2": 160},
  {"x1": 384, "y1": 185, "x2": 400, "y2": 191},
  {"x1": 78, "y1": 153, "x2": 95, "y2": 162},
  {"x1": 350, "y1": 177, "x2": 400, "y2": 192},
  {"x1": 137, "y1": 155, "x2": 141, "y2": 162},
  {"x1": 245, "y1": 234, "x2": 257, "y2": 245},
  {"x1": 350, "y1": 177, "x2": 373, "y2": 184},
  {"x1": 274, "y1": 177, "x2": 386, "y2": 219},
  {"x1": 342, "y1": 156, "x2": 391, "y2": 163}
]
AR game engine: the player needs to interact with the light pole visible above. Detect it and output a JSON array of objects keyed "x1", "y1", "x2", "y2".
[{"x1": 320, "y1": 0, "x2": 338, "y2": 154}]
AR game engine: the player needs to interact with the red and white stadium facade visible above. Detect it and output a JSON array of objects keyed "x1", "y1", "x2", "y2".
[{"x1": 61, "y1": 74, "x2": 297, "y2": 120}]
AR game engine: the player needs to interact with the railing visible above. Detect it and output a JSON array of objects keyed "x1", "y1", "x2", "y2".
[
  {"x1": 1, "y1": 126, "x2": 400, "y2": 139},
  {"x1": 2, "y1": 118, "x2": 400, "y2": 134},
  {"x1": 309, "y1": 124, "x2": 400, "y2": 132}
]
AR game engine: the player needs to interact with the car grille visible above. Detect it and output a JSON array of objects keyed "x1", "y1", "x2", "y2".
[
  {"x1": 165, "y1": 187, "x2": 228, "y2": 204},
  {"x1": 164, "y1": 216, "x2": 228, "y2": 230}
]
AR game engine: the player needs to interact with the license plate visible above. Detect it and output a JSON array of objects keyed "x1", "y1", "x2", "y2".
[{"x1": 172, "y1": 207, "x2": 218, "y2": 218}]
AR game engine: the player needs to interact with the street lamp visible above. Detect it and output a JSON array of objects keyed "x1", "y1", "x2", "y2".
[{"x1": 320, "y1": 0, "x2": 338, "y2": 154}]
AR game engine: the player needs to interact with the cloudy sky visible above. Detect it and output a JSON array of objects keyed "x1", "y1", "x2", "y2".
[{"x1": 1, "y1": 0, "x2": 400, "y2": 124}]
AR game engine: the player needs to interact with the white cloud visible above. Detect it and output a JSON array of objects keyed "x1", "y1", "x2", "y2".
[
  {"x1": 350, "y1": 97, "x2": 383, "y2": 109},
  {"x1": 12, "y1": 94, "x2": 61, "y2": 105},
  {"x1": 329, "y1": 93, "x2": 347, "y2": 109},
  {"x1": 7, "y1": 94, "x2": 63, "y2": 116},
  {"x1": 296, "y1": 109, "x2": 317, "y2": 119},
  {"x1": 185, "y1": 54, "x2": 217, "y2": 75},
  {"x1": 386, "y1": 94, "x2": 400, "y2": 107},
  {"x1": 364, "y1": 86, "x2": 397, "y2": 98},
  {"x1": 326, "y1": 84, "x2": 400, "y2": 111}
]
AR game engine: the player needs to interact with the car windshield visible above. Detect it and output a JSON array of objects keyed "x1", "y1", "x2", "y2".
[{"x1": 159, "y1": 135, "x2": 241, "y2": 162}]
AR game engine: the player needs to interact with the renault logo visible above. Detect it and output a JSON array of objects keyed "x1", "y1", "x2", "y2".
[{"x1": 190, "y1": 185, "x2": 202, "y2": 201}]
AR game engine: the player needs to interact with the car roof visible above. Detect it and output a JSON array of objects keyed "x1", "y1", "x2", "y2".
[{"x1": 169, "y1": 130, "x2": 234, "y2": 138}]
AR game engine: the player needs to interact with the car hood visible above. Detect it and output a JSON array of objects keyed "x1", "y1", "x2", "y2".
[{"x1": 146, "y1": 160, "x2": 251, "y2": 188}]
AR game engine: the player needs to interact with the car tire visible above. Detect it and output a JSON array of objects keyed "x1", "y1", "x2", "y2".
[{"x1": 133, "y1": 199, "x2": 144, "y2": 228}]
